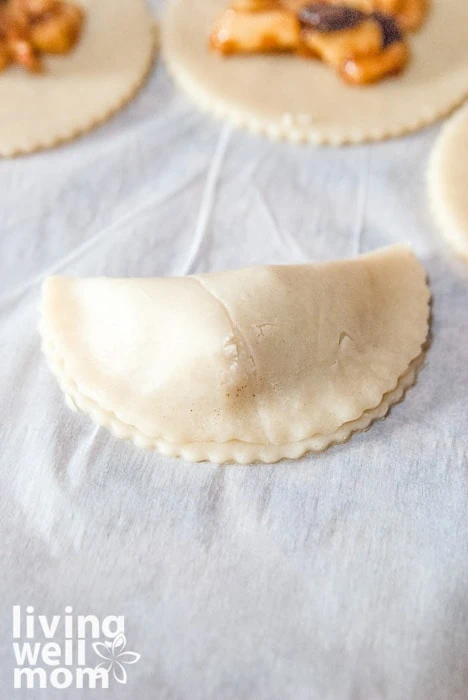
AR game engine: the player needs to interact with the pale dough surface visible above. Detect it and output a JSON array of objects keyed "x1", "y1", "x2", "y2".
[
  {"x1": 429, "y1": 103, "x2": 468, "y2": 261},
  {"x1": 1, "y1": 46, "x2": 468, "y2": 698},
  {"x1": 162, "y1": 0, "x2": 468, "y2": 144},
  {"x1": 40, "y1": 245, "x2": 430, "y2": 463},
  {"x1": 0, "y1": 0, "x2": 156, "y2": 157}
]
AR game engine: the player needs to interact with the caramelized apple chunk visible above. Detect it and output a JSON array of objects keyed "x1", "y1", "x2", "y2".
[
  {"x1": 299, "y1": 4, "x2": 408, "y2": 82},
  {"x1": 299, "y1": 6, "x2": 383, "y2": 65},
  {"x1": 323, "y1": 0, "x2": 428, "y2": 30},
  {"x1": 209, "y1": 0, "x2": 411, "y2": 85},
  {"x1": 210, "y1": 7, "x2": 300, "y2": 54},
  {"x1": 232, "y1": 0, "x2": 280, "y2": 11},
  {"x1": 396, "y1": 0, "x2": 427, "y2": 31},
  {"x1": 29, "y1": 2, "x2": 84, "y2": 54},
  {"x1": 0, "y1": 0, "x2": 84, "y2": 73},
  {"x1": 340, "y1": 38, "x2": 408, "y2": 83}
]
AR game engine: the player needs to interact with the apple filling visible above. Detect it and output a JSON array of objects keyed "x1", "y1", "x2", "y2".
[
  {"x1": 0, "y1": 0, "x2": 84, "y2": 73},
  {"x1": 210, "y1": 1, "x2": 417, "y2": 84}
]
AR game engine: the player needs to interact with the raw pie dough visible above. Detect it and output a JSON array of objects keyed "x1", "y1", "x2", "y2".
[
  {"x1": 162, "y1": 0, "x2": 468, "y2": 144},
  {"x1": 0, "y1": 0, "x2": 156, "y2": 157},
  {"x1": 40, "y1": 245, "x2": 430, "y2": 464},
  {"x1": 428, "y1": 103, "x2": 468, "y2": 261}
]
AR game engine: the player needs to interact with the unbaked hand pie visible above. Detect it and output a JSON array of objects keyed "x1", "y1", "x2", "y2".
[
  {"x1": 163, "y1": 0, "x2": 468, "y2": 144},
  {"x1": 40, "y1": 245, "x2": 430, "y2": 464},
  {"x1": 0, "y1": 0, "x2": 156, "y2": 157},
  {"x1": 0, "y1": 0, "x2": 84, "y2": 73},
  {"x1": 210, "y1": 2, "x2": 409, "y2": 85}
]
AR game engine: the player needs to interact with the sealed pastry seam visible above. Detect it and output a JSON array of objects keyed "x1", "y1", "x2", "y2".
[
  {"x1": 0, "y1": 2, "x2": 159, "y2": 157},
  {"x1": 41, "y1": 322, "x2": 426, "y2": 463},
  {"x1": 39, "y1": 245, "x2": 430, "y2": 463},
  {"x1": 191, "y1": 276, "x2": 274, "y2": 443},
  {"x1": 162, "y1": 0, "x2": 468, "y2": 144}
]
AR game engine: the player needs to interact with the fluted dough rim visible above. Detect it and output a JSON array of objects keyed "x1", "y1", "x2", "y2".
[
  {"x1": 0, "y1": 3, "x2": 158, "y2": 158},
  {"x1": 162, "y1": 0, "x2": 468, "y2": 145},
  {"x1": 40, "y1": 322, "x2": 426, "y2": 463}
]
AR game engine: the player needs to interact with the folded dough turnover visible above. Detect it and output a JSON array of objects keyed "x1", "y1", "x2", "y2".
[{"x1": 40, "y1": 244, "x2": 430, "y2": 463}]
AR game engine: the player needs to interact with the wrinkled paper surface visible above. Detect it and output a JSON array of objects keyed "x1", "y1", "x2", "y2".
[{"x1": 0, "y1": 2, "x2": 467, "y2": 697}]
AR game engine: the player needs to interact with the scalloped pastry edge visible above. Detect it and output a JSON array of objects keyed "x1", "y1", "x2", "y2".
[
  {"x1": 162, "y1": 29, "x2": 468, "y2": 146},
  {"x1": 40, "y1": 312, "x2": 428, "y2": 464},
  {"x1": 1, "y1": 21, "x2": 159, "y2": 158}
]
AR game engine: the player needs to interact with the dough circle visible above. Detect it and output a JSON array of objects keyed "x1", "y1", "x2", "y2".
[
  {"x1": 428, "y1": 103, "x2": 468, "y2": 261},
  {"x1": 40, "y1": 245, "x2": 430, "y2": 464},
  {"x1": 0, "y1": 0, "x2": 157, "y2": 157},
  {"x1": 162, "y1": 0, "x2": 468, "y2": 145}
]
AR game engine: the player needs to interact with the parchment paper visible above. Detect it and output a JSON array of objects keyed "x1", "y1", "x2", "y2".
[{"x1": 0, "y1": 2, "x2": 467, "y2": 697}]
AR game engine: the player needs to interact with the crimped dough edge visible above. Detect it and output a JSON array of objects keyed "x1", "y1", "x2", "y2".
[
  {"x1": 162, "y1": 0, "x2": 468, "y2": 145},
  {"x1": 40, "y1": 314, "x2": 428, "y2": 465},
  {"x1": 0, "y1": 8, "x2": 159, "y2": 157}
]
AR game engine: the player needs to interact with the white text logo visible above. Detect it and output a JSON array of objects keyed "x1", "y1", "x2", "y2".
[{"x1": 12, "y1": 606, "x2": 140, "y2": 689}]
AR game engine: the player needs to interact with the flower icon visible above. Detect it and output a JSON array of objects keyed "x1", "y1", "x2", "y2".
[{"x1": 93, "y1": 632, "x2": 140, "y2": 684}]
